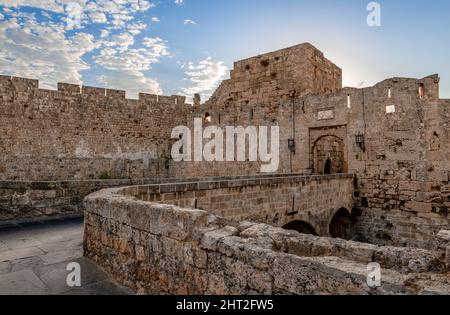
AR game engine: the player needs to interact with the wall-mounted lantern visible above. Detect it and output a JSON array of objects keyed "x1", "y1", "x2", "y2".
[
  {"x1": 355, "y1": 133, "x2": 365, "y2": 152},
  {"x1": 288, "y1": 138, "x2": 296, "y2": 154}
]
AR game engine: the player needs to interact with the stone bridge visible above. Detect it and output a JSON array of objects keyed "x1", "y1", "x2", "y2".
[
  {"x1": 120, "y1": 174, "x2": 355, "y2": 238},
  {"x1": 83, "y1": 173, "x2": 450, "y2": 295}
]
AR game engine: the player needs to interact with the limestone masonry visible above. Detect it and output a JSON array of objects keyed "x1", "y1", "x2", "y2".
[{"x1": 1, "y1": 43, "x2": 450, "y2": 294}]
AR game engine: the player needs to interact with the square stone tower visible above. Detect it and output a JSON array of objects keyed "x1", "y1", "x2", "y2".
[{"x1": 205, "y1": 43, "x2": 342, "y2": 108}]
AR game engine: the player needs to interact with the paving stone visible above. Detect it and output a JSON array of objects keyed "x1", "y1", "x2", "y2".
[
  {"x1": 0, "y1": 212, "x2": 127, "y2": 295},
  {"x1": 0, "y1": 234, "x2": 42, "y2": 250},
  {"x1": 0, "y1": 261, "x2": 11, "y2": 275},
  {"x1": 60, "y1": 287, "x2": 90, "y2": 295},
  {"x1": 83, "y1": 280, "x2": 133, "y2": 295},
  {"x1": 0, "y1": 247, "x2": 45, "y2": 263},
  {"x1": 39, "y1": 248, "x2": 83, "y2": 265},
  {"x1": 35, "y1": 257, "x2": 109, "y2": 293},
  {"x1": 9, "y1": 256, "x2": 45, "y2": 273},
  {"x1": 0, "y1": 270, "x2": 50, "y2": 295},
  {"x1": 0, "y1": 241, "x2": 9, "y2": 252},
  {"x1": 37, "y1": 237, "x2": 83, "y2": 254},
  {"x1": 34, "y1": 231, "x2": 83, "y2": 245}
]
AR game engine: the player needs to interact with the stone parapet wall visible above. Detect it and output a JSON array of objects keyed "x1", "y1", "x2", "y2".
[
  {"x1": 0, "y1": 179, "x2": 161, "y2": 222},
  {"x1": 83, "y1": 183, "x2": 450, "y2": 295},
  {"x1": 0, "y1": 173, "x2": 328, "y2": 222},
  {"x1": 122, "y1": 174, "x2": 354, "y2": 236}
]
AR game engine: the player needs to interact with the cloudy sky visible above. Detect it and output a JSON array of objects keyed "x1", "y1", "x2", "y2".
[{"x1": 0, "y1": 0, "x2": 449, "y2": 100}]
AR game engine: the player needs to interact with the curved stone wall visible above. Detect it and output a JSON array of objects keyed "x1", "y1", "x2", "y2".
[
  {"x1": 120, "y1": 174, "x2": 354, "y2": 236},
  {"x1": 83, "y1": 175, "x2": 450, "y2": 295}
]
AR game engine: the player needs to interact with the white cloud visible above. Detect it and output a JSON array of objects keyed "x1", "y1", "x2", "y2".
[
  {"x1": 93, "y1": 37, "x2": 170, "y2": 97},
  {"x1": 181, "y1": 57, "x2": 228, "y2": 99},
  {"x1": 111, "y1": 13, "x2": 134, "y2": 28},
  {"x1": 184, "y1": 19, "x2": 196, "y2": 25},
  {"x1": 84, "y1": 0, "x2": 154, "y2": 28},
  {"x1": 175, "y1": 0, "x2": 184, "y2": 5},
  {"x1": 127, "y1": 22, "x2": 147, "y2": 35},
  {"x1": 0, "y1": 0, "x2": 66, "y2": 13},
  {"x1": 143, "y1": 37, "x2": 170, "y2": 57},
  {"x1": 0, "y1": 0, "x2": 173, "y2": 98},
  {"x1": 0, "y1": 0, "x2": 156, "y2": 28},
  {"x1": 0, "y1": 14, "x2": 97, "y2": 88},
  {"x1": 151, "y1": 16, "x2": 160, "y2": 23},
  {"x1": 88, "y1": 11, "x2": 107, "y2": 24},
  {"x1": 100, "y1": 29, "x2": 109, "y2": 38},
  {"x1": 0, "y1": 13, "x2": 4, "y2": 20},
  {"x1": 94, "y1": 47, "x2": 165, "y2": 97},
  {"x1": 96, "y1": 72, "x2": 161, "y2": 98},
  {"x1": 110, "y1": 32, "x2": 135, "y2": 48}
]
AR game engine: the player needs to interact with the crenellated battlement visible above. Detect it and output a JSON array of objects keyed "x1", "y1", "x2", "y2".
[
  {"x1": 0, "y1": 75, "x2": 188, "y2": 105},
  {"x1": 0, "y1": 75, "x2": 39, "y2": 91},
  {"x1": 0, "y1": 73, "x2": 191, "y2": 184}
]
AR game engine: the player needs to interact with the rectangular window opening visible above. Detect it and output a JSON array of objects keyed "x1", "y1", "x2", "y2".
[{"x1": 386, "y1": 105, "x2": 396, "y2": 114}]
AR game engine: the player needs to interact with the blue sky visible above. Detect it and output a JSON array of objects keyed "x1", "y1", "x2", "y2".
[{"x1": 0, "y1": 0, "x2": 449, "y2": 100}]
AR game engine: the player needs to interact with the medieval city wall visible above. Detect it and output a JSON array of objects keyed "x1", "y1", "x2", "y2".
[
  {"x1": 185, "y1": 69, "x2": 450, "y2": 249},
  {"x1": 179, "y1": 43, "x2": 342, "y2": 178},
  {"x1": 296, "y1": 75, "x2": 450, "y2": 249},
  {"x1": 0, "y1": 75, "x2": 189, "y2": 181},
  {"x1": 2, "y1": 43, "x2": 450, "y2": 251},
  {"x1": 0, "y1": 43, "x2": 343, "y2": 183}
]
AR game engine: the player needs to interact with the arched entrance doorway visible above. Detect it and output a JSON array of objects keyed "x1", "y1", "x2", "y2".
[
  {"x1": 312, "y1": 135, "x2": 345, "y2": 174},
  {"x1": 329, "y1": 208, "x2": 352, "y2": 240},
  {"x1": 282, "y1": 221, "x2": 318, "y2": 236}
]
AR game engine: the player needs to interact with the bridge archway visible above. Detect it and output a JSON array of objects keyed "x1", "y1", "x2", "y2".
[
  {"x1": 329, "y1": 208, "x2": 352, "y2": 240},
  {"x1": 282, "y1": 220, "x2": 318, "y2": 236},
  {"x1": 312, "y1": 135, "x2": 345, "y2": 174}
]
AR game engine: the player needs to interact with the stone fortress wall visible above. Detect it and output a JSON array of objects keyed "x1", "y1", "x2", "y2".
[
  {"x1": 1, "y1": 43, "x2": 450, "y2": 252},
  {"x1": 184, "y1": 44, "x2": 450, "y2": 250},
  {"x1": 0, "y1": 75, "x2": 189, "y2": 181}
]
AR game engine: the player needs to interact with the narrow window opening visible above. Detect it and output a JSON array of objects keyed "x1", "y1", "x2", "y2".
[
  {"x1": 419, "y1": 84, "x2": 425, "y2": 99},
  {"x1": 204, "y1": 112, "x2": 212, "y2": 124},
  {"x1": 388, "y1": 88, "x2": 392, "y2": 98},
  {"x1": 324, "y1": 158, "x2": 332, "y2": 175},
  {"x1": 347, "y1": 94, "x2": 351, "y2": 109}
]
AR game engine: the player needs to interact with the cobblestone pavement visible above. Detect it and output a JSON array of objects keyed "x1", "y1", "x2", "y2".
[{"x1": 0, "y1": 217, "x2": 132, "y2": 295}]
